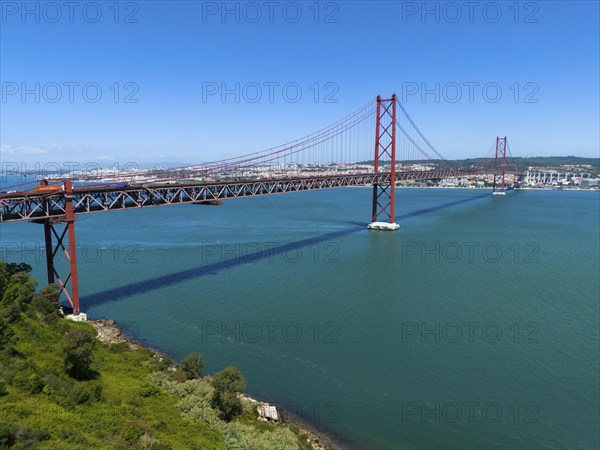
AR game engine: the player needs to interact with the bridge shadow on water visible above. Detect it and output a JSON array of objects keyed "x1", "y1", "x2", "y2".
[{"x1": 81, "y1": 192, "x2": 491, "y2": 307}]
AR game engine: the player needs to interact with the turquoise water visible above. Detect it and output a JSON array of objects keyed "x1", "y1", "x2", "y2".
[{"x1": 1, "y1": 188, "x2": 599, "y2": 449}]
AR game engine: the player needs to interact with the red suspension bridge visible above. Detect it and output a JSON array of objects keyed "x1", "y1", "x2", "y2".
[{"x1": 0, "y1": 94, "x2": 523, "y2": 315}]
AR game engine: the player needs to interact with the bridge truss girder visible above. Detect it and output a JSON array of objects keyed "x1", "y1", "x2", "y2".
[{"x1": 1, "y1": 169, "x2": 496, "y2": 223}]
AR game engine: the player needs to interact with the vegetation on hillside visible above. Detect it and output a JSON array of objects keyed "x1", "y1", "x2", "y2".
[
  {"x1": 360, "y1": 156, "x2": 600, "y2": 173},
  {"x1": 0, "y1": 261, "x2": 312, "y2": 449}
]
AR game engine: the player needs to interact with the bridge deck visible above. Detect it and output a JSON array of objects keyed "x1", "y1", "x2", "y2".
[{"x1": 1, "y1": 168, "x2": 501, "y2": 223}]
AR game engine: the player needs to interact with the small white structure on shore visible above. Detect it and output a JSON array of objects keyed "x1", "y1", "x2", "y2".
[
  {"x1": 367, "y1": 222, "x2": 400, "y2": 231},
  {"x1": 258, "y1": 404, "x2": 279, "y2": 422},
  {"x1": 65, "y1": 312, "x2": 88, "y2": 322}
]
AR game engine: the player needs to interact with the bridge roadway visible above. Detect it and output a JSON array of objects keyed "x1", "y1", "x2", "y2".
[{"x1": 0, "y1": 167, "x2": 495, "y2": 223}]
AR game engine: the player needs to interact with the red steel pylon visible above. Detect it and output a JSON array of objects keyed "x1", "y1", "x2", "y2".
[
  {"x1": 37, "y1": 180, "x2": 81, "y2": 314},
  {"x1": 493, "y1": 136, "x2": 507, "y2": 193},
  {"x1": 371, "y1": 94, "x2": 397, "y2": 224}
]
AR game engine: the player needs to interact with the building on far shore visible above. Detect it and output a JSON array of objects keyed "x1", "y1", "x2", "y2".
[
  {"x1": 525, "y1": 169, "x2": 596, "y2": 188},
  {"x1": 580, "y1": 179, "x2": 600, "y2": 188}
]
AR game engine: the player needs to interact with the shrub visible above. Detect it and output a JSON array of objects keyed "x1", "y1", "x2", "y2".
[
  {"x1": 108, "y1": 342, "x2": 130, "y2": 353},
  {"x1": 170, "y1": 370, "x2": 188, "y2": 383},
  {"x1": 210, "y1": 367, "x2": 246, "y2": 422},
  {"x1": 181, "y1": 353, "x2": 205, "y2": 380},
  {"x1": 0, "y1": 422, "x2": 15, "y2": 448},
  {"x1": 140, "y1": 383, "x2": 160, "y2": 398},
  {"x1": 1, "y1": 272, "x2": 37, "y2": 311},
  {"x1": 156, "y1": 356, "x2": 175, "y2": 372},
  {"x1": 4, "y1": 263, "x2": 32, "y2": 276},
  {"x1": 0, "y1": 318, "x2": 15, "y2": 349},
  {"x1": 1, "y1": 303, "x2": 21, "y2": 324},
  {"x1": 211, "y1": 390, "x2": 243, "y2": 422},
  {"x1": 70, "y1": 383, "x2": 93, "y2": 405},
  {"x1": 25, "y1": 374, "x2": 44, "y2": 394},
  {"x1": 91, "y1": 383, "x2": 103, "y2": 401},
  {"x1": 30, "y1": 284, "x2": 61, "y2": 324},
  {"x1": 13, "y1": 425, "x2": 51, "y2": 447},
  {"x1": 62, "y1": 328, "x2": 97, "y2": 380},
  {"x1": 122, "y1": 425, "x2": 142, "y2": 446},
  {"x1": 69, "y1": 382, "x2": 102, "y2": 405},
  {"x1": 139, "y1": 432, "x2": 156, "y2": 449},
  {"x1": 42, "y1": 373, "x2": 68, "y2": 395},
  {"x1": 211, "y1": 367, "x2": 245, "y2": 394},
  {"x1": 56, "y1": 428, "x2": 86, "y2": 445},
  {"x1": 12, "y1": 371, "x2": 44, "y2": 394}
]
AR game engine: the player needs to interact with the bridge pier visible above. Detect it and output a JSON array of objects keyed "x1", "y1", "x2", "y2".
[
  {"x1": 368, "y1": 94, "x2": 400, "y2": 231},
  {"x1": 33, "y1": 180, "x2": 82, "y2": 316}
]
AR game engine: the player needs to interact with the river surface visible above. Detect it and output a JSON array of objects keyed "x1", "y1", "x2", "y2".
[{"x1": 1, "y1": 187, "x2": 599, "y2": 449}]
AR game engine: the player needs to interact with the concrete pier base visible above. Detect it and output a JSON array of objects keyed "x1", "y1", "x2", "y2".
[
  {"x1": 66, "y1": 312, "x2": 88, "y2": 322},
  {"x1": 367, "y1": 222, "x2": 400, "y2": 231}
]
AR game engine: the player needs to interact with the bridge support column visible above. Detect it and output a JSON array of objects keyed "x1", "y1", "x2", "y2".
[
  {"x1": 368, "y1": 94, "x2": 400, "y2": 231},
  {"x1": 34, "y1": 180, "x2": 81, "y2": 315},
  {"x1": 492, "y1": 136, "x2": 507, "y2": 196}
]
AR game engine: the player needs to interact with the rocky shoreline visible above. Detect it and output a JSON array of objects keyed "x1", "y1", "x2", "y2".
[
  {"x1": 87, "y1": 318, "x2": 339, "y2": 450},
  {"x1": 88, "y1": 319, "x2": 139, "y2": 347}
]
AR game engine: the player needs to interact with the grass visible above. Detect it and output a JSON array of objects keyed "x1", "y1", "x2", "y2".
[{"x1": 1, "y1": 316, "x2": 227, "y2": 449}]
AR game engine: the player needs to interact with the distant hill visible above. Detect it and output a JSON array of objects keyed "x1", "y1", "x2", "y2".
[
  {"x1": 359, "y1": 156, "x2": 600, "y2": 173},
  {"x1": 453, "y1": 156, "x2": 599, "y2": 170}
]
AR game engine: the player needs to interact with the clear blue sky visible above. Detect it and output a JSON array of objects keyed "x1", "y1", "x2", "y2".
[{"x1": 1, "y1": 1, "x2": 598, "y2": 166}]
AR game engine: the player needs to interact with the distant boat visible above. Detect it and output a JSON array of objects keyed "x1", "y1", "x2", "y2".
[{"x1": 492, "y1": 191, "x2": 506, "y2": 196}]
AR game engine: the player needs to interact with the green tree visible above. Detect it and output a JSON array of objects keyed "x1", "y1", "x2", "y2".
[
  {"x1": 210, "y1": 367, "x2": 246, "y2": 422},
  {"x1": 4, "y1": 262, "x2": 32, "y2": 276},
  {"x1": 211, "y1": 390, "x2": 243, "y2": 422},
  {"x1": 0, "y1": 261, "x2": 8, "y2": 296},
  {"x1": 0, "y1": 262, "x2": 32, "y2": 305},
  {"x1": 0, "y1": 317, "x2": 15, "y2": 350},
  {"x1": 62, "y1": 328, "x2": 97, "y2": 380},
  {"x1": 1, "y1": 271, "x2": 37, "y2": 307},
  {"x1": 181, "y1": 352, "x2": 205, "y2": 380},
  {"x1": 30, "y1": 284, "x2": 61, "y2": 323},
  {"x1": 211, "y1": 366, "x2": 245, "y2": 394},
  {"x1": 0, "y1": 270, "x2": 38, "y2": 325}
]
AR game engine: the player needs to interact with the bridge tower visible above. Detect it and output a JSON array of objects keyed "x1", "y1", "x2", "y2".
[
  {"x1": 492, "y1": 136, "x2": 507, "y2": 196},
  {"x1": 35, "y1": 180, "x2": 82, "y2": 317},
  {"x1": 368, "y1": 94, "x2": 400, "y2": 231}
]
